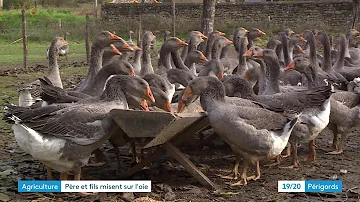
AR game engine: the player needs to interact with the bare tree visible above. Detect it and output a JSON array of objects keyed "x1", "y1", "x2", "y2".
[
  {"x1": 200, "y1": 0, "x2": 216, "y2": 36},
  {"x1": 352, "y1": 0, "x2": 360, "y2": 29},
  {"x1": 0, "y1": 0, "x2": 3, "y2": 10}
]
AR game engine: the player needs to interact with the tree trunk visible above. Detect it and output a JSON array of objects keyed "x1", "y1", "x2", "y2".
[
  {"x1": 352, "y1": 0, "x2": 360, "y2": 29},
  {"x1": 172, "y1": 0, "x2": 176, "y2": 36},
  {"x1": 85, "y1": 13, "x2": 91, "y2": 64},
  {"x1": 201, "y1": 0, "x2": 216, "y2": 36}
]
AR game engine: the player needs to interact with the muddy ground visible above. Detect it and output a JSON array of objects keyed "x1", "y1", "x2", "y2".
[{"x1": 1, "y1": 66, "x2": 360, "y2": 202}]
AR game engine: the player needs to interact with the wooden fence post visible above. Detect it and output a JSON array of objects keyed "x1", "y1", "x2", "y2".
[
  {"x1": 21, "y1": 8, "x2": 28, "y2": 70},
  {"x1": 172, "y1": 0, "x2": 176, "y2": 36},
  {"x1": 94, "y1": 0, "x2": 98, "y2": 21},
  {"x1": 85, "y1": 13, "x2": 90, "y2": 64}
]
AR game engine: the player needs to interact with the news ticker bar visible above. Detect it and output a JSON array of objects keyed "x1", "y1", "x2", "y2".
[
  {"x1": 18, "y1": 180, "x2": 342, "y2": 193},
  {"x1": 278, "y1": 180, "x2": 342, "y2": 192},
  {"x1": 18, "y1": 180, "x2": 151, "y2": 193}
]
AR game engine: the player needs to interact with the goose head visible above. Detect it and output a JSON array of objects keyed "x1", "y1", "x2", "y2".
[
  {"x1": 93, "y1": 31, "x2": 124, "y2": 48},
  {"x1": 150, "y1": 87, "x2": 172, "y2": 112},
  {"x1": 163, "y1": 37, "x2": 188, "y2": 52},
  {"x1": 142, "y1": 74, "x2": 170, "y2": 95},
  {"x1": 187, "y1": 50, "x2": 208, "y2": 63},
  {"x1": 285, "y1": 28, "x2": 295, "y2": 37},
  {"x1": 285, "y1": 57, "x2": 315, "y2": 82},
  {"x1": 290, "y1": 34, "x2": 307, "y2": 46},
  {"x1": 243, "y1": 46, "x2": 263, "y2": 57},
  {"x1": 143, "y1": 31, "x2": 156, "y2": 49}
]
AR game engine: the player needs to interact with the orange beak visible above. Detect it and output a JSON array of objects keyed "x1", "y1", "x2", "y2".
[
  {"x1": 253, "y1": 50, "x2": 263, "y2": 57},
  {"x1": 140, "y1": 99, "x2": 149, "y2": 111},
  {"x1": 177, "y1": 100, "x2": 186, "y2": 113},
  {"x1": 181, "y1": 86, "x2": 193, "y2": 101},
  {"x1": 109, "y1": 32, "x2": 123, "y2": 42},
  {"x1": 133, "y1": 0, "x2": 139, "y2": 3},
  {"x1": 299, "y1": 36, "x2": 307, "y2": 43},
  {"x1": 290, "y1": 29, "x2": 295, "y2": 35},
  {"x1": 285, "y1": 61, "x2": 295, "y2": 71},
  {"x1": 254, "y1": 37, "x2": 262, "y2": 41},
  {"x1": 129, "y1": 70, "x2": 136, "y2": 76},
  {"x1": 178, "y1": 40, "x2": 189, "y2": 47},
  {"x1": 110, "y1": 44, "x2": 122, "y2": 55},
  {"x1": 243, "y1": 49, "x2": 253, "y2": 57},
  {"x1": 144, "y1": 86, "x2": 155, "y2": 103},
  {"x1": 63, "y1": 40, "x2": 68, "y2": 46},
  {"x1": 243, "y1": 28, "x2": 249, "y2": 34},
  {"x1": 218, "y1": 31, "x2": 226, "y2": 36},
  {"x1": 244, "y1": 72, "x2": 249, "y2": 80},
  {"x1": 134, "y1": 45, "x2": 142, "y2": 51},
  {"x1": 355, "y1": 29, "x2": 360, "y2": 35},
  {"x1": 226, "y1": 38, "x2": 233, "y2": 45},
  {"x1": 257, "y1": 29, "x2": 266, "y2": 36},
  {"x1": 153, "y1": 0, "x2": 159, "y2": 3},
  {"x1": 163, "y1": 100, "x2": 172, "y2": 112},
  {"x1": 298, "y1": 46, "x2": 305, "y2": 54},
  {"x1": 123, "y1": 42, "x2": 134, "y2": 51},
  {"x1": 200, "y1": 52, "x2": 209, "y2": 62},
  {"x1": 217, "y1": 72, "x2": 224, "y2": 79},
  {"x1": 199, "y1": 32, "x2": 208, "y2": 40}
]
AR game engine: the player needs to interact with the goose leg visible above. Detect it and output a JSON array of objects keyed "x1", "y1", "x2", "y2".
[
  {"x1": 130, "y1": 142, "x2": 139, "y2": 166},
  {"x1": 60, "y1": 172, "x2": 68, "y2": 180},
  {"x1": 88, "y1": 149, "x2": 107, "y2": 166},
  {"x1": 230, "y1": 159, "x2": 249, "y2": 186},
  {"x1": 281, "y1": 145, "x2": 292, "y2": 158},
  {"x1": 218, "y1": 156, "x2": 240, "y2": 180},
  {"x1": 321, "y1": 124, "x2": 338, "y2": 151},
  {"x1": 264, "y1": 155, "x2": 280, "y2": 167},
  {"x1": 46, "y1": 166, "x2": 53, "y2": 180},
  {"x1": 327, "y1": 133, "x2": 347, "y2": 155},
  {"x1": 74, "y1": 167, "x2": 96, "y2": 196},
  {"x1": 306, "y1": 139, "x2": 316, "y2": 163},
  {"x1": 279, "y1": 143, "x2": 299, "y2": 169},
  {"x1": 113, "y1": 145, "x2": 123, "y2": 177},
  {"x1": 246, "y1": 160, "x2": 261, "y2": 181}
]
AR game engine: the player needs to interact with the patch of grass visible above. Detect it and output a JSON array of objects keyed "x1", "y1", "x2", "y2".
[
  {"x1": 0, "y1": 40, "x2": 87, "y2": 71},
  {"x1": 0, "y1": 8, "x2": 98, "y2": 43}
]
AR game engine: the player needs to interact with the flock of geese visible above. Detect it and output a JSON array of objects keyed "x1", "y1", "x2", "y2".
[{"x1": 4, "y1": 26, "x2": 360, "y2": 190}]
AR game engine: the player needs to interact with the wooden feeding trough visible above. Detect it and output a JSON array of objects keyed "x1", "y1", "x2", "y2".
[{"x1": 109, "y1": 109, "x2": 218, "y2": 190}]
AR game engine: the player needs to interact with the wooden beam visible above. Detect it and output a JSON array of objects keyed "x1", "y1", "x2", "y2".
[
  {"x1": 119, "y1": 147, "x2": 164, "y2": 178},
  {"x1": 164, "y1": 142, "x2": 218, "y2": 190}
]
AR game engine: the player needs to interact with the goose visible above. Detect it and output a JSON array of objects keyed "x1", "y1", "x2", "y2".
[
  {"x1": 315, "y1": 31, "x2": 349, "y2": 86},
  {"x1": 233, "y1": 27, "x2": 249, "y2": 53},
  {"x1": 77, "y1": 31, "x2": 125, "y2": 91},
  {"x1": 38, "y1": 44, "x2": 134, "y2": 105},
  {"x1": 286, "y1": 57, "x2": 360, "y2": 155},
  {"x1": 180, "y1": 31, "x2": 207, "y2": 60},
  {"x1": 247, "y1": 28, "x2": 266, "y2": 49},
  {"x1": 181, "y1": 76, "x2": 300, "y2": 185},
  {"x1": 140, "y1": 31, "x2": 156, "y2": 76},
  {"x1": 332, "y1": 34, "x2": 360, "y2": 81},
  {"x1": 184, "y1": 50, "x2": 209, "y2": 76},
  {"x1": 204, "y1": 31, "x2": 226, "y2": 60},
  {"x1": 102, "y1": 39, "x2": 135, "y2": 67},
  {"x1": 46, "y1": 32, "x2": 70, "y2": 60},
  {"x1": 3, "y1": 75, "x2": 155, "y2": 188}
]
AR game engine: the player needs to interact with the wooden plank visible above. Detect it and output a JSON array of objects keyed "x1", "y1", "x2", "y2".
[
  {"x1": 110, "y1": 109, "x2": 176, "y2": 138},
  {"x1": 119, "y1": 147, "x2": 164, "y2": 178},
  {"x1": 143, "y1": 115, "x2": 205, "y2": 148},
  {"x1": 172, "y1": 116, "x2": 210, "y2": 145},
  {"x1": 164, "y1": 142, "x2": 219, "y2": 190}
]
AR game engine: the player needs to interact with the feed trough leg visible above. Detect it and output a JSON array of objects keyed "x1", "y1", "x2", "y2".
[{"x1": 164, "y1": 142, "x2": 218, "y2": 190}]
